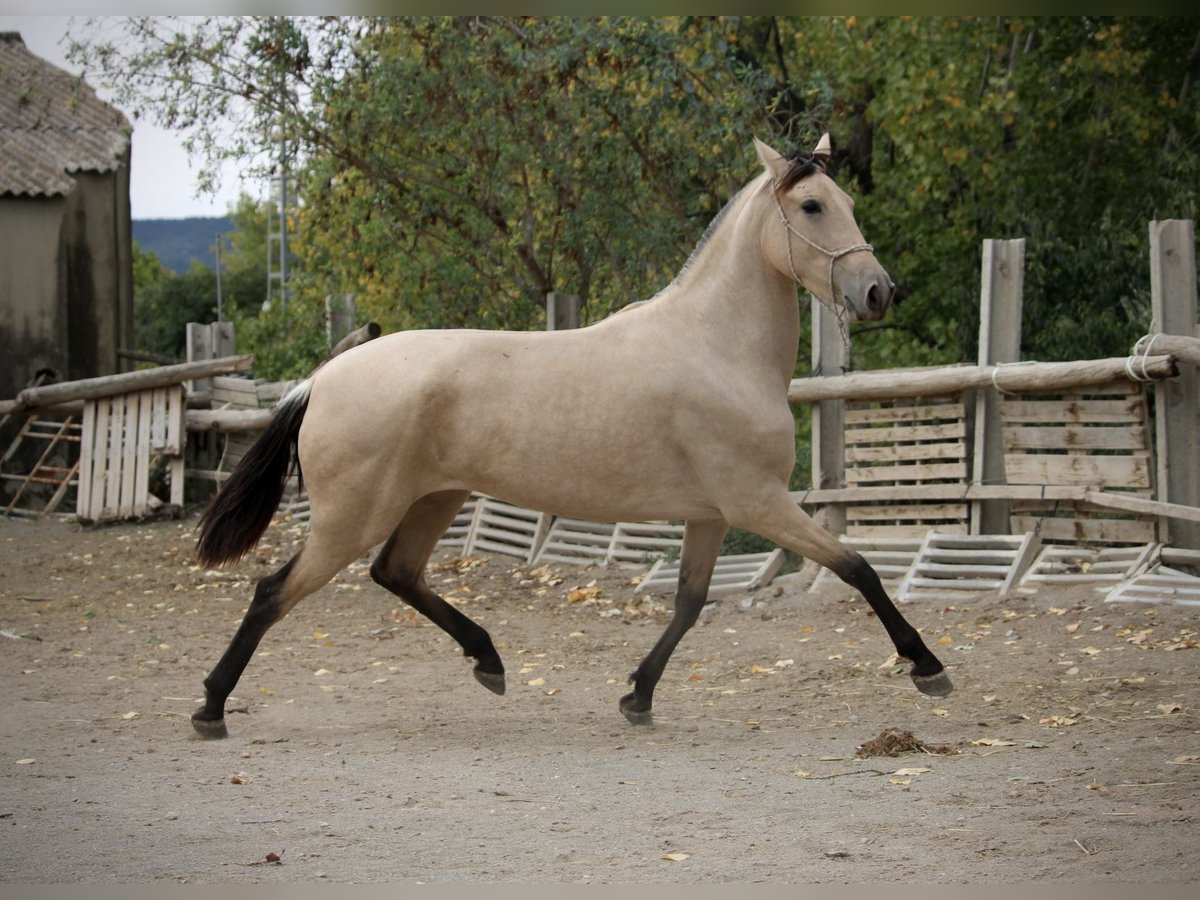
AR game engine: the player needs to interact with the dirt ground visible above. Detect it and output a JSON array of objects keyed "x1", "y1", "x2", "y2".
[{"x1": 1, "y1": 512, "x2": 1197, "y2": 884}]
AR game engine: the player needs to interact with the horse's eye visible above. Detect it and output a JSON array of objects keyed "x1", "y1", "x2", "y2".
[{"x1": 801, "y1": 200, "x2": 822, "y2": 215}]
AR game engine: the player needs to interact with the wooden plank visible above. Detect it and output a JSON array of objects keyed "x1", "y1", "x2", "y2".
[
  {"x1": 846, "y1": 461, "x2": 968, "y2": 485},
  {"x1": 1011, "y1": 514, "x2": 1157, "y2": 545},
  {"x1": 5, "y1": 356, "x2": 254, "y2": 414},
  {"x1": 846, "y1": 502, "x2": 969, "y2": 522},
  {"x1": 77, "y1": 402, "x2": 97, "y2": 520},
  {"x1": 102, "y1": 397, "x2": 124, "y2": 517},
  {"x1": 1002, "y1": 424, "x2": 1147, "y2": 452},
  {"x1": 1004, "y1": 454, "x2": 1151, "y2": 490},
  {"x1": 119, "y1": 393, "x2": 139, "y2": 517},
  {"x1": 1150, "y1": 219, "x2": 1200, "y2": 549},
  {"x1": 788, "y1": 355, "x2": 1176, "y2": 405},
  {"x1": 843, "y1": 401, "x2": 964, "y2": 426},
  {"x1": 844, "y1": 421, "x2": 966, "y2": 445},
  {"x1": 1000, "y1": 396, "x2": 1143, "y2": 424},
  {"x1": 135, "y1": 392, "x2": 152, "y2": 514},
  {"x1": 846, "y1": 441, "x2": 966, "y2": 465},
  {"x1": 165, "y1": 385, "x2": 184, "y2": 455}
]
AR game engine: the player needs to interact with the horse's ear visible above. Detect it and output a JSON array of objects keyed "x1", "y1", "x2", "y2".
[
  {"x1": 812, "y1": 132, "x2": 832, "y2": 168},
  {"x1": 754, "y1": 136, "x2": 790, "y2": 182}
]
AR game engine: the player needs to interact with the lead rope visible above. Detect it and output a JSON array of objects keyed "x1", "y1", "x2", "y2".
[{"x1": 772, "y1": 184, "x2": 874, "y2": 351}]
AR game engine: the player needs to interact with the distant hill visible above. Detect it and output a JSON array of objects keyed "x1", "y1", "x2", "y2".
[{"x1": 132, "y1": 217, "x2": 232, "y2": 273}]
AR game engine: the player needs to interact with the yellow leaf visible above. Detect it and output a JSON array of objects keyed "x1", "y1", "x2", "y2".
[
  {"x1": 527, "y1": 677, "x2": 545, "y2": 687},
  {"x1": 661, "y1": 852, "x2": 690, "y2": 862},
  {"x1": 893, "y1": 767, "x2": 932, "y2": 776},
  {"x1": 936, "y1": 636, "x2": 953, "y2": 646},
  {"x1": 889, "y1": 777, "x2": 912, "y2": 786},
  {"x1": 1040, "y1": 715, "x2": 1079, "y2": 727}
]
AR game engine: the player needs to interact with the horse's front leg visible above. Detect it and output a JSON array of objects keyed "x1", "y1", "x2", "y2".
[
  {"x1": 733, "y1": 491, "x2": 952, "y2": 697},
  {"x1": 620, "y1": 518, "x2": 728, "y2": 725}
]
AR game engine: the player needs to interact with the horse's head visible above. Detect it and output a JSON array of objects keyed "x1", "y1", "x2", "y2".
[{"x1": 754, "y1": 135, "x2": 894, "y2": 322}]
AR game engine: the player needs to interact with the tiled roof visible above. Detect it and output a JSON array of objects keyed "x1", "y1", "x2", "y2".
[{"x1": 0, "y1": 31, "x2": 131, "y2": 198}]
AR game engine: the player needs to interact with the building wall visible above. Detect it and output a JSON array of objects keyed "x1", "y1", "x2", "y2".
[
  {"x1": 0, "y1": 195, "x2": 69, "y2": 400},
  {"x1": 0, "y1": 156, "x2": 133, "y2": 401}
]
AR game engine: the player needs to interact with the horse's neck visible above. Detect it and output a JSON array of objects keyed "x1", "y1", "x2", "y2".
[{"x1": 661, "y1": 181, "x2": 802, "y2": 386}]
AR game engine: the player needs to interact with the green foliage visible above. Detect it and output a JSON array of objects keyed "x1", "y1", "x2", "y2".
[{"x1": 81, "y1": 16, "x2": 1200, "y2": 374}]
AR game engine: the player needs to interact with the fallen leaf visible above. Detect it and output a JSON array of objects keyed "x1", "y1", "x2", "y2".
[
  {"x1": 543, "y1": 688, "x2": 561, "y2": 696},
  {"x1": 121, "y1": 711, "x2": 139, "y2": 720},
  {"x1": 313, "y1": 668, "x2": 332, "y2": 677},
  {"x1": 936, "y1": 635, "x2": 953, "y2": 646},
  {"x1": 661, "y1": 852, "x2": 690, "y2": 862},
  {"x1": 1156, "y1": 703, "x2": 1182, "y2": 715},
  {"x1": 932, "y1": 708, "x2": 949, "y2": 718},
  {"x1": 527, "y1": 677, "x2": 545, "y2": 687},
  {"x1": 1079, "y1": 646, "x2": 1101, "y2": 656},
  {"x1": 793, "y1": 770, "x2": 812, "y2": 778},
  {"x1": 1171, "y1": 755, "x2": 1199, "y2": 764},
  {"x1": 893, "y1": 767, "x2": 932, "y2": 776},
  {"x1": 889, "y1": 777, "x2": 912, "y2": 786},
  {"x1": 971, "y1": 738, "x2": 1016, "y2": 747},
  {"x1": 750, "y1": 665, "x2": 774, "y2": 675},
  {"x1": 15, "y1": 758, "x2": 35, "y2": 765},
  {"x1": 1040, "y1": 715, "x2": 1079, "y2": 727},
  {"x1": 818, "y1": 755, "x2": 843, "y2": 761},
  {"x1": 775, "y1": 659, "x2": 795, "y2": 668}
]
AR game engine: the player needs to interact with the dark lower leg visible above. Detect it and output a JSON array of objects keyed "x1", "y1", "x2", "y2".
[
  {"x1": 837, "y1": 552, "x2": 953, "y2": 696},
  {"x1": 619, "y1": 519, "x2": 726, "y2": 724},
  {"x1": 619, "y1": 582, "x2": 707, "y2": 725},
  {"x1": 371, "y1": 553, "x2": 504, "y2": 694},
  {"x1": 192, "y1": 558, "x2": 296, "y2": 738}
]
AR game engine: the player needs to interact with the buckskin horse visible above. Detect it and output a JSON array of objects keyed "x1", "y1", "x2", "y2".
[{"x1": 191, "y1": 135, "x2": 952, "y2": 738}]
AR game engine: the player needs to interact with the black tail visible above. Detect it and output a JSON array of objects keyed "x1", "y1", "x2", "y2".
[{"x1": 196, "y1": 382, "x2": 311, "y2": 568}]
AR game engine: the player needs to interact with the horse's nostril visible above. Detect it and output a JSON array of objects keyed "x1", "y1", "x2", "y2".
[{"x1": 867, "y1": 284, "x2": 883, "y2": 312}]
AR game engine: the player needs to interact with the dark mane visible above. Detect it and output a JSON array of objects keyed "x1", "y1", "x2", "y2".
[{"x1": 775, "y1": 152, "x2": 826, "y2": 193}]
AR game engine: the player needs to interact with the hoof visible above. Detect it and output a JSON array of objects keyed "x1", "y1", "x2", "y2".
[
  {"x1": 619, "y1": 692, "x2": 653, "y2": 727},
  {"x1": 473, "y1": 668, "x2": 506, "y2": 696},
  {"x1": 911, "y1": 669, "x2": 954, "y2": 699},
  {"x1": 191, "y1": 714, "x2": 229, "y2": 740}
]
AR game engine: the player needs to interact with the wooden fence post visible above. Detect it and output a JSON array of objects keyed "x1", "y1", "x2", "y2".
[
  {"x1": 811, "y1": 299, "x2": 846, "y2": 534},
  {"x1": 546, "y1": 292, "x2": 581, "y2": 331},
  {"x1": 971, "y1": 239, "x2": 1025, "y2": 535},
  {"x1": 1150, "y1": 219, "x2": 1199, "y2": 549}
]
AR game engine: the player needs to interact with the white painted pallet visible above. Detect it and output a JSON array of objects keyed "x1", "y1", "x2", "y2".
[
  {"x1": 608, "y1": 521, "x2": 686, "y2": 566},
  {"x1": 532, "y1": 517, "x2": 618, "y2": 565},
  {"x1": 809, "y1": 535, "x2": 925, "y2": 593},
  {"x1": 1018, "y1": 543, "x2": 1158, "y2": 592},
  {"x1": 461, "y1": 496, "x2": 550, "y2": 564},
  {"x1": 636, "y1": 549, "x2": 786, "y2": 596},
  {"x1": 435, "y1": 494, "x2": 482, "y2": 551},
  {"x1": 897, "y1": 531, "x2": 1040, "y2": 602},
  {"x1": 1106, "y1": 547, "x2": 1200, "y2": 607}
]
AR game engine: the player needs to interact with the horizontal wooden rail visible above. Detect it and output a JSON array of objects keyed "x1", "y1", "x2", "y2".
[{"x1": 788, "y1": 355, "x2": 1178, "y2": 404}]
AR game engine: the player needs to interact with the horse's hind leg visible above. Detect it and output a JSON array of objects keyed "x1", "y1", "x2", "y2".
[
  {"x1": 369, "y1": 490, "x2": 507, "y2": 695},
  {"x1": 192, "y1": 537, "x2": 357, "y2": 738},
  {"x1": 620, "y1": 518, "x2": 728, "y2": 725}
]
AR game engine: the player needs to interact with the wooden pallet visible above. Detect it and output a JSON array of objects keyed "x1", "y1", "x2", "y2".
[
  {"x1": 608, "y1": 521, "x2": 686, "y2": 566},
  {"x1": 637, "y1": 549, "x2": 786, "y2": 596},
  {"x1": 77, "y1": 386, "x2": 185, "y2": 522},
  {"x1": 533, "y1": 517, "x2": 618, "y2": 565},
  {"x1": 1106, "y1": 548, "x2": 1200, "y2": 606},
  {"x1": 435, "y1": 494, "x2": 482, "y2": 551},
  {"x1": 1001, "y1": 379, "x2": 1157, "y2": 545},
  {"x1": 461, "y1": 496, "x2": 550, "y2": 563},
  {"x1": 809, "y1": 535, "x2": 925, "y2": 593},
  {"x1": 1019, "y1": 542, "x2": 1159, "y2": 592},
  {"x1": 897, "y1": 531, "x2": 1041, "y2": 602},
  {"x1": 841, "y1": 396, "x2": 970, "y2": 538}
]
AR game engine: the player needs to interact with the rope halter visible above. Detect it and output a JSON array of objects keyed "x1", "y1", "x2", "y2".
[{"x1": 771, "y1": 182, "x2": 875, "y2": 310}]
